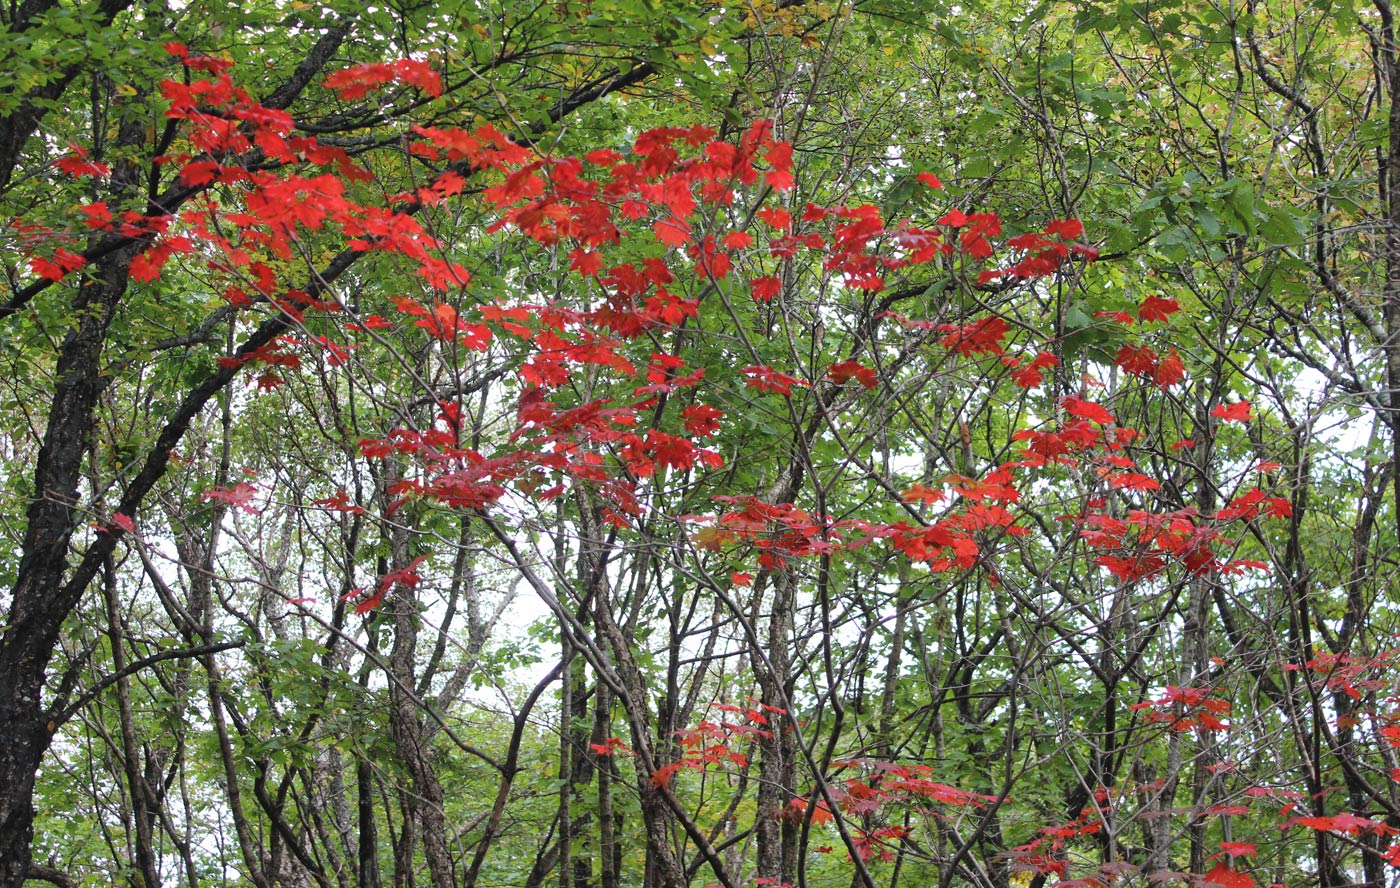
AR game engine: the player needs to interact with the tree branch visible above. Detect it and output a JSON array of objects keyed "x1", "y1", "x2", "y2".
[{"x1": 51, "y1": 639, "x2": 244, "y2": 728}]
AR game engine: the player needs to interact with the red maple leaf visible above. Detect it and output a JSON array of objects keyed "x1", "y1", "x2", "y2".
[
  {"x1": 79, "y1": 202, "x2": 112, "y2": 229},
  {"x1": 650, "y1": 762, "x2": 683, "y2": 789},
  {"x1": 343, "y1": 587, "x2": 382, "y2": 615},
  {"x1": 1202, "y1": 862, "x2": 1255, "y2": 888},
  {"x1": 314, "y1": 489, "x2": 367, "y2": 515},
  {"x1": 750, "y1": 276, "x2": 781, "y2": 302},
  {"x1": 827, "y1": 360, "x2": 878, "y2": 389},
  {"x1": 1097, "y1": 553, "x2": 1165, "y2": 583},
  {"x1": 681, "y1": 404, "x2": 723, "y2": 437},
  {"x1": 202, "y1": 482, "x2": 260, "y2": 514},
  {"x1": 29, "y1": 249, "x2": 87, "y2": 282},
  {"x1": 1154, "y1": 348, "x2": 1186, "y2": 388},
  {"x1": 756, "y1": 205, "x2": 791, "y2": 230},
  {"x1": 938, "y1": 208, "x2": 968, "y2": 227},
  {"x1": 939, "y1": 316, "x2": 1007, "y2": 356},
  {"x1": 1212, "y1": 400, "x2": 1252, "y2": 423},
  {"x1": 901, "y1": 483, "x2": 944, "y2": 505},
  {"x1": 1106, "y1": 470, "x2": 1160, "y2": 491},
  {"x1": 129, "y1": 246, "x2": 168, "y2": 283},
  {"x1": 1137, "y1": 295, "x2": 1180, "y2": 323},
  {"x1": 763, "y1": 140, "x2": 794, "y2": 188},
  {"x1": 53, "y1": 143, "x2": 110, "y2": 178},
  {"x1": 653, "y1": 215, "x2": 691, "y2": 247},
  {"x1": 1063, "y1": 397, "x2": 1115, "y2": 425},
  {"x1": 376, "y1": 555, "x2": 429, "y2": 598},
  {"x1": 589, "y1": 737, "x2": 631, "y2": 756},
  {"x1": 1044, "y1": 217, "x2": 1084, "y2": 239},
  {"x1": 1299, "y1": 812, "x2": 1383, "y2": 834},
  {"x1": 569, "y1": 248, "x2": 603, "y2": 276},
  {"x1": 765, "y1": 166, "x2": 795, "y2": 191},
  {"x1": 1217, "y1": 488, "x2": 1267, "y2": 521},
  {"x1": 787, "y1": 797, "x2": 834, "y2": 825},
  {"x1": 1007, "y1": 351, "x2": 1058, "y2": 388},
  {"x1": 324, "y1": 59, "x2": 442, "y2": 100},
  {"x1": 1115, "y1": 343, "x2": 1158, "y2": 378},
  {"x1": 743, "y1": 365, "x2": 808, "y2": 396}
]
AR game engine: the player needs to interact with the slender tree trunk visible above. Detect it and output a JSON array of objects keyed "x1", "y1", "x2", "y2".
[
  {"x1": 595, "y1": 680, "x2": 619, "y2": 888},
  {"x1": 1386, "y1": 11, "x2": 1400, "y2": 551},
  {"x1": 103, "y1": 555, "x2": 161, "y2": 888},
  {"x1": 568, "y1": 660, "x2": 595, "y2": 888},
  {"x1": 387, "y1": 563, "x2": 456, "y2": 888},
  {"x1": 755, "y1": 568, "x2": 796, "y2": 885},
  {"x1": 558, "y1": 636, "x2": 573, "y2": 888},
  {"x1": 357, "y1": 758, "x2": 383, "y2": 888}
]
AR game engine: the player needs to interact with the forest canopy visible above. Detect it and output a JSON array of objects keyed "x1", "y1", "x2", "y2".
[{"x1": 2, "y1": 1, "x2": 1399, "y2": 888}]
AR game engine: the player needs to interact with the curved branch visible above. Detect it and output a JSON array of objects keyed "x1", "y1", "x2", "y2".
[{"x1": 50, "y1": 639, "x2": 244, "y2": 728}]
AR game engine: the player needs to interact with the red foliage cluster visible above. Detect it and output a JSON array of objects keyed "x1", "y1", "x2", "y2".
[{"x1": 1129, "y1": 685, "x2": 1233, "y2": 732}]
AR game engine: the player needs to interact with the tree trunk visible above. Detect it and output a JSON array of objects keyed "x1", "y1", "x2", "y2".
[
  {"x1": 755, "y1": 568, "x2": 796, "y2": 886},
  {"x1": 387, "y1": 562, "x2": 456, "y2": 888},
  {"x1": 1385, "y1": 0, "x2": 1400, "y2": 569}
]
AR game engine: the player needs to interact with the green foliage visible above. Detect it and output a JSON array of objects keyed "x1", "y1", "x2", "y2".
[{"x1": 6, "y1": 2, "x2": 1400, "y2": 888}]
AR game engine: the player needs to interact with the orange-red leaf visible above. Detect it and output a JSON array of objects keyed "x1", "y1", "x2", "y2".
[
  {"x1": 1063, "y1": 397, "x2": 1115, "y2": 425},
  {"x1": 828, "y1": 360, "x2": 878, "y2": 389},
  {"x1": 651, "y1": 762, "x2": 683, "y2": 789},
  {"x1": 1137, "y1": 295, "x2": 1180, "y2": 323},
  {"x1": 1203, "y1": 862, "x2": 1254, "y2": 888},
  {"x1": 1212, "y1": 400, "x2": 1252, "y2": 423}
]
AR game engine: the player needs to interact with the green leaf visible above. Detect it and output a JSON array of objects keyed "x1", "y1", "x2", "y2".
[
  {"x1": 1260, "y1": 203, "x2": 1301, "y2": 246},
  {"x1": 1224, "y1": 179, "x2": 1256, "y2": 236}
]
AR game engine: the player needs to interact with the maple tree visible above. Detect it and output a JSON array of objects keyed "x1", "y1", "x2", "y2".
[{"x1": 7, "y1": 2, "x2": 1400, "y2": 888}]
